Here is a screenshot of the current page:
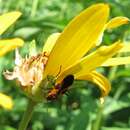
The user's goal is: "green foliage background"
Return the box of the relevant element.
[0,0,130,130]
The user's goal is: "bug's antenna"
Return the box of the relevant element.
[55,65,62,79]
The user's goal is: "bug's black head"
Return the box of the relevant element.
[62,74,74,87]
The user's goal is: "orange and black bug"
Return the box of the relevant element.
[46,75,74,101]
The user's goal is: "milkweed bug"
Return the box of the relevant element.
[46,75,74,101]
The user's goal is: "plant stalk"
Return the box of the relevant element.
[18,99,36,130]
[92,104,104,130]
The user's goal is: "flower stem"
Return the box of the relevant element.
[30,0,39,17]
[18,99,36,130]
[92,104,104,130]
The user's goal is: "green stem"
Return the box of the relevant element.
[114,82,126,100]
[92,104,104,130]
[108,66,118,82]
[30,0,39,17]
[18,99,36,130]
[108,54,121,82]
[92,64,119,130]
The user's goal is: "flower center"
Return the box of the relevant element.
[4,51,49,88]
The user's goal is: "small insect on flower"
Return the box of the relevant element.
[46,75,74,101]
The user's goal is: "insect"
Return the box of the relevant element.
[46,74,74,101]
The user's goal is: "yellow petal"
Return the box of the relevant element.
[0,92,13,110]
[77,71,111,97]
[95,31,104,46]
[0,38,24,56]
[102,43,130,66]
[42,33,60,54]
[44,4,109,77]
[58,41,123,81]
[0,11,22,35]
[106,17,129,29]
[118,42,130,53]
[102,56,130,66]
[95,17,129,46]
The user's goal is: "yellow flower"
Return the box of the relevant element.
[4,4,130,102]
[0,93,13,110]
[0,11,24,56]
[0,11,24,109]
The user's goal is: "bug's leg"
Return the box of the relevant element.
[65,91,70,96]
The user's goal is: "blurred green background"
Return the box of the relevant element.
[1,0,130,130]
